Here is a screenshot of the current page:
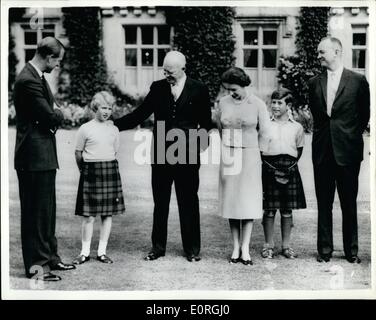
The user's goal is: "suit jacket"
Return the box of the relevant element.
[14,62,64,171]
[308,68,370,166]
[114,77,212,164]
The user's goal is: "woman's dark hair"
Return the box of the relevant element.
[271,88,294,106]
[36,37,65,58]
[221,67,251,87]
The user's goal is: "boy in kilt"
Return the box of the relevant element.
[73,91,125,265]
[261,89,307,259]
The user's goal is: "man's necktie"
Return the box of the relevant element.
[171,83,178,101]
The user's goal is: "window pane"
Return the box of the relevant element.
[158,26,170,45]
[352,49,366,68]
[125,49,137,66]
[244,49,258,68]
[25,49,35,62]
[158,48,169,67]
[125,26,137,44]
[263,49,277,68]
[25,31,37,45]
[352,33,366,45]
[263,30,277,45]
[142,49,153,66]
[244,30,258,45]
[43,24,55,30]
[42,31,55,38]
[142,26,153,44]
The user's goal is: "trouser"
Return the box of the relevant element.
[17,170,61,277]
[151,163,201,256]
[313,157,360,258]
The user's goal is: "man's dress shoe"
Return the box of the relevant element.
[144,252,165,261]
[51,262,76,271]
[37,272,62,281]
[346,256,361,264]
[186,254,201,262]
[317,254,331,263]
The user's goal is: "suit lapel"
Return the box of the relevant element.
[319,72,327,110]
[332,68,349,107]
[26,63,54,107]
[175,77,191,109]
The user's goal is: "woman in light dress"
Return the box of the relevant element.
[216,67,270,265]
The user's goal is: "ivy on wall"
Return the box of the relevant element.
[278,7,329,109]
[165,7,236,104]
[58,7,109,106]
[8,8,24,92]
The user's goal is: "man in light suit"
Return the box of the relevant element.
[14,37,75,281]
[308,37,370,263]
[115,51,212,262]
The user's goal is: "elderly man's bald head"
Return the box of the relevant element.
[163,51,186,85]
[163,51,186,69]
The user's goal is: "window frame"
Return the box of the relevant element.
[123,24,172,90]
[241,24,279,71]
[21,23,56,63]
[123,24,172,69]
[351,24,368,75]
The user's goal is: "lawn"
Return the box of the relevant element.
[5,127,373,297]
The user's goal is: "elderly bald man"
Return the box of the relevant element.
[114,51,212,262]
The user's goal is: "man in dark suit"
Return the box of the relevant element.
[14,37,75,281]
[308,37,370,263]
[115,51,212,262]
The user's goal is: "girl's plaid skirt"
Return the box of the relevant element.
[262,154,306,210]
[75,160,125,217]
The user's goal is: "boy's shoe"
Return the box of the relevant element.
[261,247,275,259]
[72,255,90,265]
[97,254,113,264]
[281,247,297,259]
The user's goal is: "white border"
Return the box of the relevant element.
[1,0,376,300]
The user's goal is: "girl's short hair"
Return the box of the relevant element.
[90,91,115,111]
[221,67,251,87]
[271,88,294,106]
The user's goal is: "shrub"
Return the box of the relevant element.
[57,7,110,106]
[277,7,329,132]
[165,7,236,104]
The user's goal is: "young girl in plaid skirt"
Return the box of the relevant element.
[261,89,306,259]
[73,91,125,265]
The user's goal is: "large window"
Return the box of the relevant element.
[243,26,278,69]
[352,26,368,74]
[124,25,171,67]
[22,24,56,63]
[123,25,172,91]
[239,23,280,99]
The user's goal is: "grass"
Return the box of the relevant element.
[5,127,372,295]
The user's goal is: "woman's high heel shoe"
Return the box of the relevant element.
[229,257,241,264]
[241,258,253,266]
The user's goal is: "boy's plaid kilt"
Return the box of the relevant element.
[262,154,306,210]
[75,160,125,217]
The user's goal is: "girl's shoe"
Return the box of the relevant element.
[72,254,90,265]
[281,248,297,259]
[261,247,275,259]
[97,254,113,264]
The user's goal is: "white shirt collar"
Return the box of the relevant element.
[327,64,344,78]
[271,113,295,122]
[172,73,187,88]
[29,61,44,78]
